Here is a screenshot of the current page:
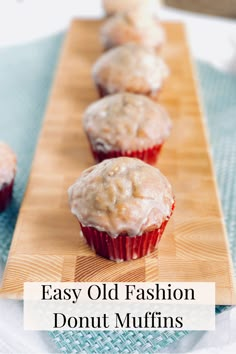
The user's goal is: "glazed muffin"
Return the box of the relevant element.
[83,93,171,164]
[92,43,169,99]
[103,0,153,16]
[68,157,175,262]
[0,142,17,212]
[101,9,165,50]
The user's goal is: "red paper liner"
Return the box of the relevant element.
[80,219,169,262]
[0,179,14,212]
[90,143,163,165]
[95,83,161,100]
[96,83,112,98]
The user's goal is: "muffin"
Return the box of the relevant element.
[103,0,153,16]
[68,157,175,262]
[0,142,17,212]
[101,9,165,50]
[92,43,169,99]
[83,93,171,165]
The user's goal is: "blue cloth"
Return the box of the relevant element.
[0,34,64,262]
[0,33,235,354]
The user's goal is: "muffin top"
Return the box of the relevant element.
[92,43,169,95]
[0,142,17,187]
[103,0,152,16]
[68,157,174,237]
[101,10,165,49]
[83,93,171,152]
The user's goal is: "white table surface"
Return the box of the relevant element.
[0,1,236,353]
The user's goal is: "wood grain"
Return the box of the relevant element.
[165,0,236,18]
[0,20,235,304]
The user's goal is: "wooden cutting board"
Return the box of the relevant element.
[0,20,235,304]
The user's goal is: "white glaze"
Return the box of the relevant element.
[103,0,153,16]
[92,43,169,95]
[101,9,165,49]
[0,142,16,188]
[68,157,174,237]
[83,93,172,152]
